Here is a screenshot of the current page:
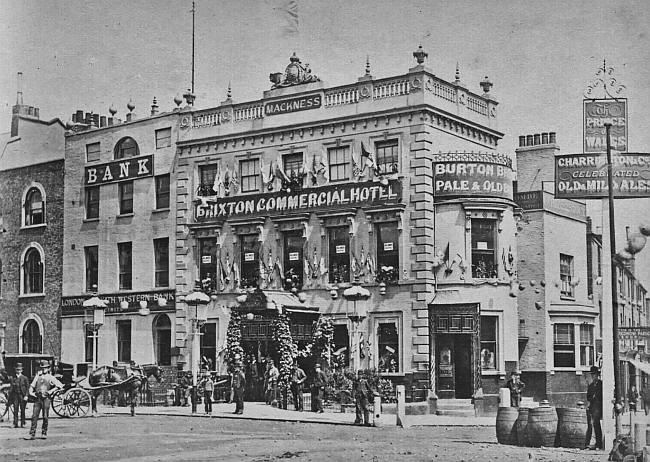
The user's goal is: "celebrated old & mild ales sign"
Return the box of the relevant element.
[583,99,627,153]
[555,153,650,199]
[195,179,401,221]
[84,155,154,186]
[433,153,514,200]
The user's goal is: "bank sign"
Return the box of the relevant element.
[84,155,154,186]
[555,153,650,199]
[584,99,627,153]
[264,94,321,116]
[433,161,514,200]
[195,179,401,221]
[61,289,176,316]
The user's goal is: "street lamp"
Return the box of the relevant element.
[0,322,6,369]
[343,279,370,372]
[83,289,108,372]
[185,279,210,385]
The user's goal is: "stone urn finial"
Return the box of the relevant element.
[413,45,428,65]
[480,76,493,94]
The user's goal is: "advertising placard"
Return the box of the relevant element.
[584,99,627,153]
[554,152,650,199]
[433,154,514,200]
[84,155,154,186]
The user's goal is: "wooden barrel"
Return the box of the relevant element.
[556,407,587,448]
[496,407,519,445]
[515,407,530,446]
[526,406,558,447]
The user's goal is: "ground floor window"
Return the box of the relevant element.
[328,227,350,284]
[240,234,260,288]
[332,324,349,368]
[377,321,399,373]
[84,324,94,363]
[553,323,575,368]
[117,320,132,362]
[580,323,595,367]
[22,319,42,354]
[283,231,304,290]
[480,316,497,371]
[200,321,218,371]
[154,314,172,366]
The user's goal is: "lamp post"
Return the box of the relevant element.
[343,280,370,372]
[82,289,107,372]
[185,279,210,385]
[0,322,6,369]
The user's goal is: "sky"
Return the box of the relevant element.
[1,0,649,286]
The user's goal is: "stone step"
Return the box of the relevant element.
[436,409,476,417]
[437,399,473,405]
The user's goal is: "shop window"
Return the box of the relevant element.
[118,242,132,290]
[200,321,218,371]
[199,238,219,293]
[155,127,172,149]
[560,254,574,298]
[86,142,101,162]
[153,314,172,366]
[328,146,350,182]
[198,164,219,196]
[114,137,139,159]
[117,320,132,362]
[333,324,349,368]
[471,219,497,278]
[328,227,350,283]
[155,174,170,209]
[22,247,43,294]
[580,324,595,367]
[22,319,42,354]
[480,316,497,370]
[553,323,575,368]
[119,181,134,215]
[377,321,399,373]
[84,324,94,363]
[24,187,44,226]
[240,158,260,193]
[376,222,399,283]
[84,245,98,292]
[154,238,169,288]
[283,231,304,290]
[85,186,100,219]
[375,139,399,175]
[240,234,260,288]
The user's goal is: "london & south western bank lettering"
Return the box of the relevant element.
[195,181,400,220]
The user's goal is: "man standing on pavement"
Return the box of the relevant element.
[9,362,29,428]
[585,365,603,450]
[266,360,279,406]
[506,371,525,407]
[641,381,650,416]
[232,361,246,414]
[353,370,377,426]
[201,373,214,414]
[290,362,307,411]
[25,360,63,440]
[311,363,326,413]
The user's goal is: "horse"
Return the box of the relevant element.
[89,364,164,416]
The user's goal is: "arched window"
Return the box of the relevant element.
[23,247,44,294]
[22,319,42,353]
[153,314,171,365]
[114,137,140,159]
[23,185,45,226]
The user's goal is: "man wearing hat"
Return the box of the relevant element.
[231,361,246,414]
[311,363,327,413]
[585,365,603,450]
[506,370,526,407]
[25,360,63,440]
[8,363,29,428]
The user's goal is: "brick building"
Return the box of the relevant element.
[60,101,180,369]
[0,75,66,375]
[173,49,518,409]
[514,133,599,407]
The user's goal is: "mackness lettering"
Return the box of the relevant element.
[85,155,154,186]
[264,94,322,116]
[195,180,401,221]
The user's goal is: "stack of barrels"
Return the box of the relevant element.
[496,401,588,448]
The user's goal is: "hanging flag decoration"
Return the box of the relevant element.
[261,159,276,191]
[360,142,378,176]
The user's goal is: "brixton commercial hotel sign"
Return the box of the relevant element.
[195,179,402,221]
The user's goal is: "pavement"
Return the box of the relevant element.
[96,402,497,427]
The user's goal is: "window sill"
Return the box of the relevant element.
[19,293,45,299]
[560,296,576,302]
[379,372,405,377]
[117,213,135,218]
[83,218,100,223]
[153,208,170,213]
[481,370,501,376]
[21,223,47,230]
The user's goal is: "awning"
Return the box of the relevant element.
[628,359,650,376]
[236,289,318,313]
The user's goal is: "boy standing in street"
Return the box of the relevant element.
[25,360,63,440]
[506,371,525,407]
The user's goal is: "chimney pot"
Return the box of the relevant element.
[541,132,549,144]
[34,107,39,119]
[526,135,533,146]
[92,114,99,127]
[100,116,106,127]
[549,132,556,144]
[518,136,526,147]
[85,112,92,124]
[76,110,84,122]
[27,106,33,116]
[72,113,77,123]
[533,134,541,145]
[126,113,132,122]
[108,117,114,126]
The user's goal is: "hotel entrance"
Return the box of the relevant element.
[430,304,480,399]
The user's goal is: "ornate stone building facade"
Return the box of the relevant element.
[173,49,518,408]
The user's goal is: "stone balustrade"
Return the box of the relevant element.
[324,86,358,107]
[233,103,264,122]
[373,78,410,99]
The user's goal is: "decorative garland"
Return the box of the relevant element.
[312,316,334,368]
[271,314,295,390]
[226,310,244,372]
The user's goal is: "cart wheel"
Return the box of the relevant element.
[51,389,69,417]
[0,391,9,420]
[65,389,91,417]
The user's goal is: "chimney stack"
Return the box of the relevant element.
[16,72,23,105]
